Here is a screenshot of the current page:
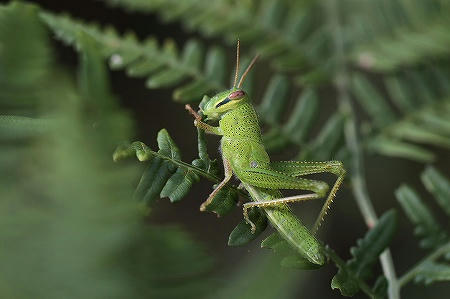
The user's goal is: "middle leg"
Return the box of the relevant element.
[200,157,233,211]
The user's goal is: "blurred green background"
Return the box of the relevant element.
[0,0,449,298]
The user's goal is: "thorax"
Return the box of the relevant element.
[219,103,263,142]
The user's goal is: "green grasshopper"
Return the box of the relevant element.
[185,42,345,266]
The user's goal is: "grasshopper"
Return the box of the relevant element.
[185,42,346,266]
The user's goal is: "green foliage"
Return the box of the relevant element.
[413,261,450,285]
[103,0,329,74]
[396,166,450,287]
[331,210,398,296]
[2,0,450,298]
[39,10,347,162]
[352,70,450,162]
[395,184,447,249]
[228,208,268,247]
[0,2,52,109]
[211,253,301,299]
[0,3,214,298]
[113,129,241,216]
[40,12,229,103]
[421,166,450,216]
[350,0,450,71]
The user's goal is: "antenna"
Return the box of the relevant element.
[233,40,240,88]
[237,54,259,89]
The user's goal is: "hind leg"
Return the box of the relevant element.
[270,161,346,234]
[238,160,345,234]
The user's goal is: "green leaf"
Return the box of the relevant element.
[331,268,360,297]
[102,0,322,74]
[160,167,200,203]
[157,128,181,162]
[352,17,450,71]
[0,13,215,297]
[39,12,227,103]
[372,276,388,299]
[348,210,397,280]
[384,76,415,112]
[0,115,53,138]
[228,208,267,246]
[389,122,450,149]
[113,131,198,204]
[134,157,173,204]
[395,184,447,249]
[257,75,290,126]
[414,261,450,285]
[367,136,435,163]
[283,88,319,144]
[263,88,319,152]
[0,1,52,99]
[202,186,238,217]
[332,210,397,296]
[113,123,243,214]
[298,112,345,161]
[351,73,396,128]
[421,166,450,216]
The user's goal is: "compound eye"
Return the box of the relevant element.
[228,90,245,100]
[215,98,231,108]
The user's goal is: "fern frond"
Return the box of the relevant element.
[421,166,450,216]
[350,2,450,71]
[40,12,230,103]
[344,0,449,71]
[262,87,319,151]
[0,2,52,111]
[414,261,450,285]
[395,184,447,249]
[0,6,215,295]
[351,70,450,162]
[102,0,331,74]
[113,129,242,216]
[331,210,397,296]
[0,115,54,138]
[40,11,345,159]
[397,166,450,287]
[256,75,346,160]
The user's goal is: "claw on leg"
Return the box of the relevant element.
[243,207,257,233]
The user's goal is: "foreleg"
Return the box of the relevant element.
[185,104,222,135]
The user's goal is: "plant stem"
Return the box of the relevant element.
[325,0,400,298]
[398,241,450,287]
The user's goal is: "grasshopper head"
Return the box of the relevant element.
[201,88,248,121]
[199,41,257,121]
